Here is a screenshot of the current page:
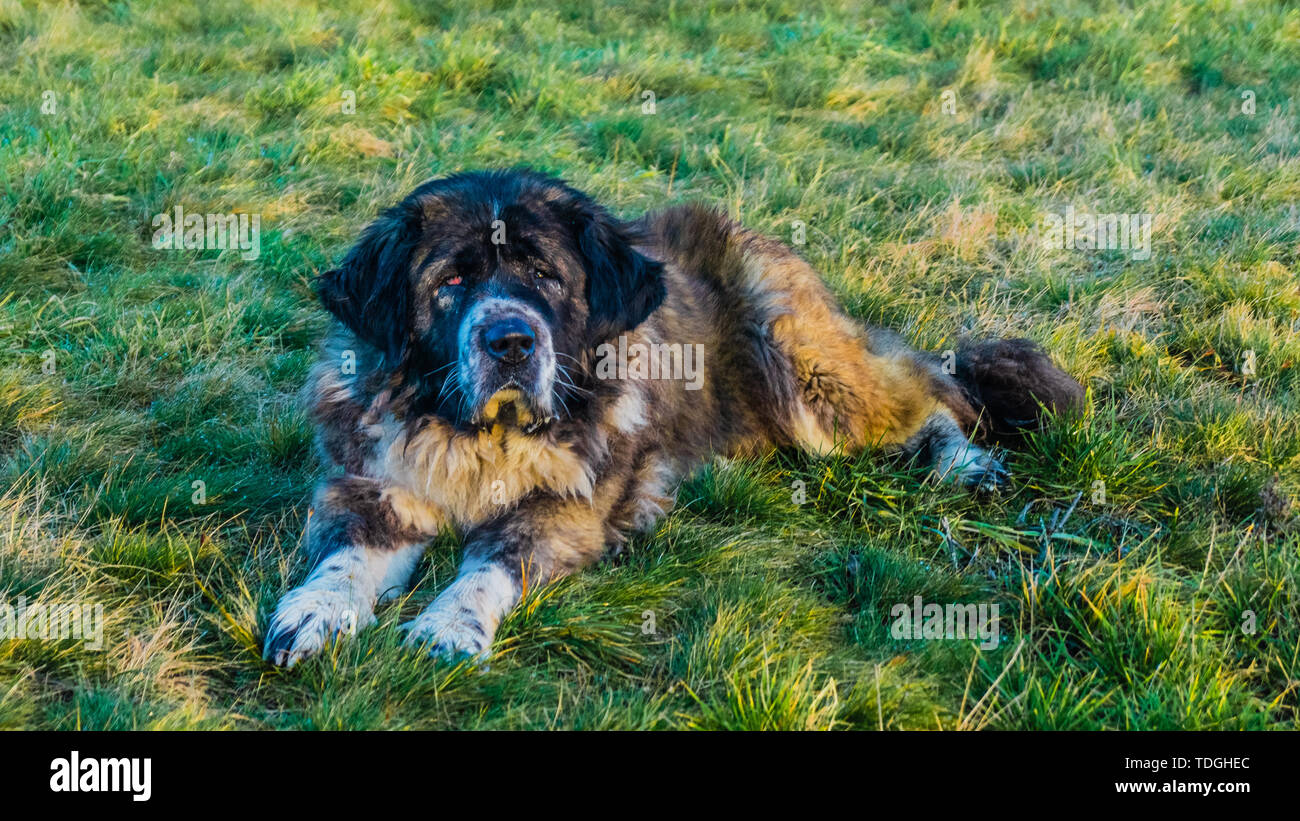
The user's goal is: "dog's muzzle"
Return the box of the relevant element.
[458,299,557,432]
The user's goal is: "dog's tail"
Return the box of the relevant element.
[951,338,1085,442]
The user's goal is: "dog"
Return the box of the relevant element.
[263,168,1084,667]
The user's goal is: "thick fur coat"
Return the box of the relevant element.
[263,169,1084,667]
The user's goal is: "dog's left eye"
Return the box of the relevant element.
[441,276,463,288]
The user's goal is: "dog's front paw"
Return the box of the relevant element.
[400,603,494,660]
[400,561,518,662]
[263,585,375,668]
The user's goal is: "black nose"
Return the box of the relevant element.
[483,317,535,364]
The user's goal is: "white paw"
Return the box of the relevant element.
[263,585,375,668]
[399,601,494,660]
[935,443,1009,492]
[957,451,1009,492]
[399,561,518,661]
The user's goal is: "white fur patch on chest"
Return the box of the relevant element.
[366,415,596,529]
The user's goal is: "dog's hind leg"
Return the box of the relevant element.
[787,329,1007,488]
[757,295,999,483]
[721,229,1087,488]
[771,315,1090,490]
[722,239,1009,487]
[263,476,438,668]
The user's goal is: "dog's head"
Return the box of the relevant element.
[317,169,664,431]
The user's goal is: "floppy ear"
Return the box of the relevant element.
[574,204,666,342]
[315,202,422,364]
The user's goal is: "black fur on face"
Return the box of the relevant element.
[317,168,666,431]
[315,198,423,365]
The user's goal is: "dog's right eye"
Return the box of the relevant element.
[440,276,463,288]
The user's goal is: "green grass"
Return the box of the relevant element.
[2,0,1298,730]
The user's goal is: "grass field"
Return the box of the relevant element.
[1,0,1298,730]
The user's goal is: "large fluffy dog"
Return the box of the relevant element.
[264,169,1083,667]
